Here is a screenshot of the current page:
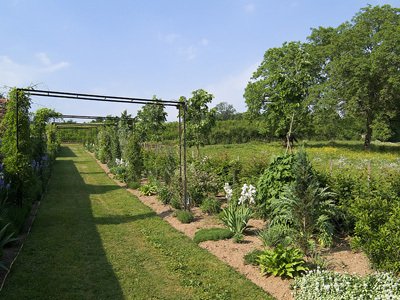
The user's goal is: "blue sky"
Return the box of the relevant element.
[1,0,399,121]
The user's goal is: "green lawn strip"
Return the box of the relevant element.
[1,145,274,300]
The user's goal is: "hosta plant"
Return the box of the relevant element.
[138,184,157,196]
[257,244,308,278]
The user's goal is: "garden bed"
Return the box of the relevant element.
[92,152,372,300]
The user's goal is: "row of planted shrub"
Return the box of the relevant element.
[0,89,61,263]
[86,120,400,275]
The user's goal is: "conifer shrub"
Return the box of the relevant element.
[176,210,194,223]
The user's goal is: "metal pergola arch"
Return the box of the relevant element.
[16,88,188,210]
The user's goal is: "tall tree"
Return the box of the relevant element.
[136,96,167,143]
[244,41,318,150]
[215,102,236,121]
[182,89,216,157]
[309,5,400,149]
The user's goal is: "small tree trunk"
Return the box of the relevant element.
[286,111,295,154]
[364,113,372,150]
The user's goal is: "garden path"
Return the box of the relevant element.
[0,145,271,300]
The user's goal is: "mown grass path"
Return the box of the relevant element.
[0,145,274,300]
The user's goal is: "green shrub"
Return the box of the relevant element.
[199,197,222,214]
[126,181,140,189]
[292,270,400,299]
[243,249,264,266]
[176,210,194,223]
[351,189,400,274]
[170,197,182,209]
[125,134,143,182]
[193,228,233,244]
[156,184,173,205]
[269,149,337,254]
[257,223,293,248]
[138,184,157,196]
[256,153,295,220]
[257,244,308,278]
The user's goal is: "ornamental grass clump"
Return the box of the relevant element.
[220,205,252,242]
[291,269,400,299]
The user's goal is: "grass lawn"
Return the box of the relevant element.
[196,140,400,174]
[0,145,274,300]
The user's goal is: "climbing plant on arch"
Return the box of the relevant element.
[15,88,190,210]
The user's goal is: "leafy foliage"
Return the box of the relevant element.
[244,41,317,138]
[292,270,400,299]
[124,134,143,182]
[270,149,337,253]
[176,210,194,223]
[199,197,222,215]
[243,249,264,266]
[220,205,252,235]
[350,177,400,274]
[257,223,293,248]
[309,5,400,148]
[138,184,157,196]
[193,228,233,244]
[257,244,308,278]
[182,89,216,157]
[0,223,18,270]
[256,153,295,219]
[136,96,167,143]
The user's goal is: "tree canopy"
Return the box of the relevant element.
[244,41,318,140]
[215,102,236,121]
[245,5,400,147]
[309,4,400,149]
[136,96,167,143]
[182,89,216,157]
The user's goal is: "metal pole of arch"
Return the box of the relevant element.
[182,102,188,211]
[178,105,182,180]
[16,90,19,152]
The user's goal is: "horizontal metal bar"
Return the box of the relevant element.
[56,126,102,130]
[19,89,182,107]
[54,122,106,126]
[60,115,135,120]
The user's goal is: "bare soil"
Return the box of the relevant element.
[0,151,372,299]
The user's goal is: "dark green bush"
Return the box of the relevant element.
[156,184,174,205]
[193,228,233,244]
[256,153,295,220]
[176,210,194,223]
[170,197,182,209]
[199,197,222,214]
[243,249,264,265]
[350,176,400,274]
[126,181,140,189]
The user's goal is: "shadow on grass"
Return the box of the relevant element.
[57,146,78,157]
[95,212,157,225]
[0,146,126,300]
